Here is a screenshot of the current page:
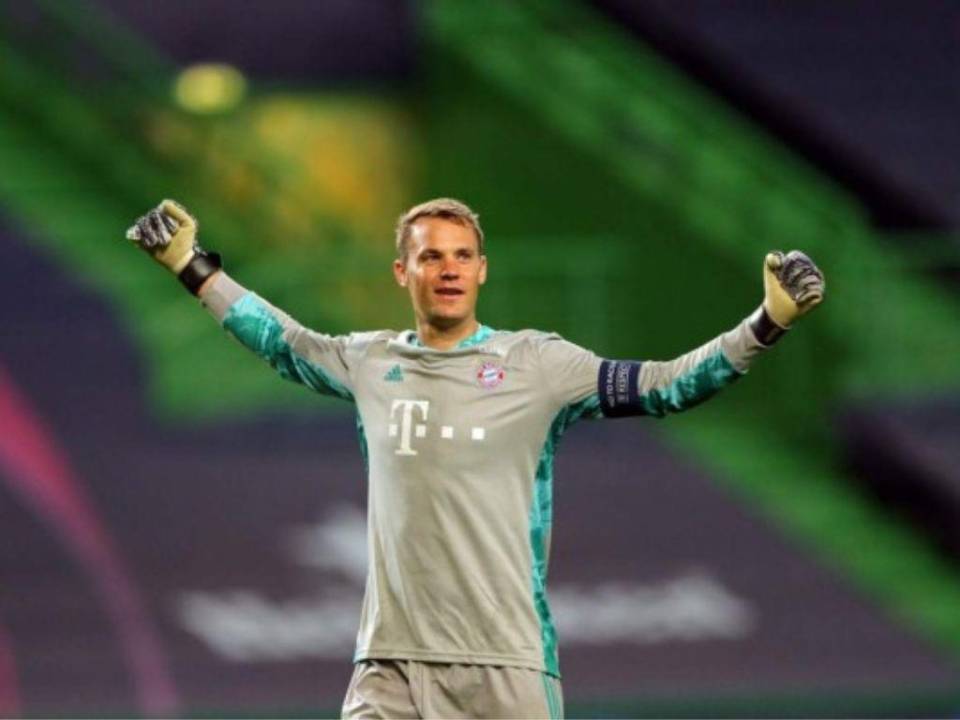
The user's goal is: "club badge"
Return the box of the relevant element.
[476,362,505,389]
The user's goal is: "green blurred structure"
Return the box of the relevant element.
[1,0,959,715]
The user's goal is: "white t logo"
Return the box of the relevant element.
[389,399,429,456]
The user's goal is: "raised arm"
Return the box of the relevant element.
[126,199,355,401]
[599,250,825,418]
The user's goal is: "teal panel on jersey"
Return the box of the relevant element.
[355,415,369,472]
[408,323,494,349]
[458,324,494,348]
[638,351,740,417]
[223,293,354,401]
[531,393,602,677]
[541,673,561,719]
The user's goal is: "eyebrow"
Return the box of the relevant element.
[419,246,475,257]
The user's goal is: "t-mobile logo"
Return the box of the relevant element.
[389,399,429,456]
[388,399,486,456]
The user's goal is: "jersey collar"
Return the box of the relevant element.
[408,323,493,349]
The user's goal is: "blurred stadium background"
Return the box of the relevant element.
[1,0,959,717]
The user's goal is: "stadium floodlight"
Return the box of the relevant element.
[173,63,247,115]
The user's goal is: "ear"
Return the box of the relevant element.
[478,255,488,285]
[393,257,408,287]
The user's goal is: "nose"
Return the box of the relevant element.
[440,258,459,280]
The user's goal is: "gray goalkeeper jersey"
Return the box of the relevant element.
[200,272,768,676]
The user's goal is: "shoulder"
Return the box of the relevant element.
[342,329,401,355]
[497,329,582,351]
[512,330,601,370]
[482,328,555,350]
[481,329,574,362]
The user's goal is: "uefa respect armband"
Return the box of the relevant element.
[597,359,644,418]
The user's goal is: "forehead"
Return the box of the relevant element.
[408,216,479,254]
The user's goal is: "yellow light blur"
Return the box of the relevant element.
[173,63,247,114]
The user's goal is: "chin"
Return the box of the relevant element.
[427,310,469,329]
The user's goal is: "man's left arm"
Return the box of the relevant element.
[599,250,824,418]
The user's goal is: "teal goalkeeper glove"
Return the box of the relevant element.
[750,249,825,345]
[126,199,221,295]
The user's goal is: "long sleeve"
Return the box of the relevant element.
[198,272,356,401]
[599,315,767,418]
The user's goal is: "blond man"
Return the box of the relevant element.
[127,198,823,718]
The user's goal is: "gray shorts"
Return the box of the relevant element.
[341,660,564,719]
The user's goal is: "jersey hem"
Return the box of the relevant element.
[353,647,560,678]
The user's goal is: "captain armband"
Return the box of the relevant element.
[598,359,645,418]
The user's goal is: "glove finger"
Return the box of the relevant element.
[785,249,814,264]
[796,285,824,304]
[765,251,785,272]
[148,211,172,246]
[792,265,823,285]
[125,223,141,241]
[783,251,822,280]
[781,253,810,280]
[139,214,167,248]
[136,216,158,248]
[783,267,809,296]
[782,257,822,297]
[161,212,180,234]
[794,267,825,302]
[797,290,824,308]
[160,199,195,228]
[797,272,824,292]
[155,211,175,244]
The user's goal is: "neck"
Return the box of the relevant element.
[416,317,480,350]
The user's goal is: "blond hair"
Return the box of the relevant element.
[395,197,485,259]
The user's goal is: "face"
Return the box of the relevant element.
[393,216,487,331]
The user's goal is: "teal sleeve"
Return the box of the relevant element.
[200,273,355,401]
[222,293,354,401]
[599,315,766,418]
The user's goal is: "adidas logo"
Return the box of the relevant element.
[384,365,404,382]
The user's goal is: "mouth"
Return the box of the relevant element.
[434,288,464,297]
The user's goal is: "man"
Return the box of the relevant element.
[127,198,824,719]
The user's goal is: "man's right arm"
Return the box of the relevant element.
[195,271,222,297]
[126,200,355,401]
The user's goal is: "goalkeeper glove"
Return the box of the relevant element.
[125,199,221,295]
[750,250,825,346]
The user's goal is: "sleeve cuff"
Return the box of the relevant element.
[748,304,789,347]
[199,272,248,323]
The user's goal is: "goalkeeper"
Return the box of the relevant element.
[127,198,824,719]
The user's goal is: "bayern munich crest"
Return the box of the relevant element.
[476,362,505,389]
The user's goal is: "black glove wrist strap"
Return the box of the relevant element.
[178,249,223,296]
[749,304,789,347]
